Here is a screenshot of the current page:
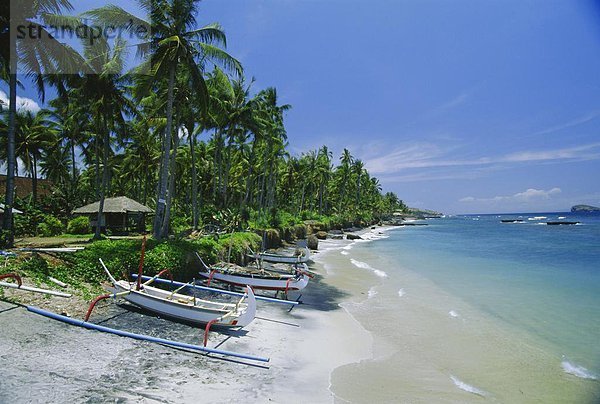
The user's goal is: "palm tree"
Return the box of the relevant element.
[0,109,58,204]
[86,0,242,240]
[317,145,332,214]
[353,159,365,210]
[2,0,83,246]
[337,148,353,213]
[68,38,132,239]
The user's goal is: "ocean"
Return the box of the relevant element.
[327,212,600,403]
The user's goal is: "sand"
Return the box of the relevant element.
[0,230,377,403]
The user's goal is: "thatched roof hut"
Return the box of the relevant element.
[73,196,152,234]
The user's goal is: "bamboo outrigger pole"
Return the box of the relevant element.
[26,306,270,363]
[0,273,72,297]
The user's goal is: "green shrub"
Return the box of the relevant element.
[216,232,261,263]
[14,208,45,237]
[67,216,91,235]
[37,214,64,237]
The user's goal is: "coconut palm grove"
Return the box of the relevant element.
[0,0,408,249]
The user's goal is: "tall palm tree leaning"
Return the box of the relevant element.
[1,0,83,247]
[86,0,242,240]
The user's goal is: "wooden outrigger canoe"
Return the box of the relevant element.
[100,259,256,328]
[196,253,310,292]
[250,246,311,264]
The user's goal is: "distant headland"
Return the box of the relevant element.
[571,204,600,212]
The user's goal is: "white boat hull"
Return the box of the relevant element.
[111,281,256,327]
[198,271,309,291]
[254,247,311,264]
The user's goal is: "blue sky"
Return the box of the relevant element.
[4,0,600,214]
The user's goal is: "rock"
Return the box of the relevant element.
[294,224,307,239]
[343,227,361,233]
[329,229,343,235]
[346,233,362,240]
[280,227,294,243]
[304,220,326,234]
[307,234,319,250]
[329,234,343,240]
[316,231,328,240]
[263,229,281,249]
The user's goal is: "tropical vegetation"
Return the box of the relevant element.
[0,0,407,249]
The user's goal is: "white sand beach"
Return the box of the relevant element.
[0,231,376,403]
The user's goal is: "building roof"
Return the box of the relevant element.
[73,196,153,214]
[0,175,54,199]
[0,203,23,214]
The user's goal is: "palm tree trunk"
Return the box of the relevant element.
[318,182,324,215]
[95,116,110,240]
[32,154,38,205]
[161,115,180,238]
[153,64,176,240]
[189,126,199,230]
[2,63,17,247]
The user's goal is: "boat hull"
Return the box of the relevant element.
[254,247,311,264]
[198,271,309,291]
[111,281,256,327]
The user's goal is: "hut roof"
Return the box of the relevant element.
[73,196,153,215]
[0,203,23,214]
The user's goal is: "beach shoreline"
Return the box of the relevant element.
[0,227,388,403]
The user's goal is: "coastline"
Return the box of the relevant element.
[322,223,600,403]
[3,222,597,402]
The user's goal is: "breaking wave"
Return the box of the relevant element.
[450,376,486,397]
[561,360,597,380]
[350,259,388,278]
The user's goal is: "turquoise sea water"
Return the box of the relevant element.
[372,212,600,378]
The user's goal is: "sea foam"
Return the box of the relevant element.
[367,287,378,299]
[449,310,460,318]
[450,376,486,397]
[561,360,597,380]
[398,288,405,297]
[350,259,388,278]
[341,250,349,255]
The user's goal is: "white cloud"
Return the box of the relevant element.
[0,90,41,113]
[459,188,562,204]
[533,111,600,136]
[364,142,600,176]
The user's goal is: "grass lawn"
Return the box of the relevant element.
[14,234,94,248]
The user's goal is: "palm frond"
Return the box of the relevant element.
[185,23,227,47]
[198,43,243,78]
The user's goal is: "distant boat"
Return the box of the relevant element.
[501,219,524,223]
